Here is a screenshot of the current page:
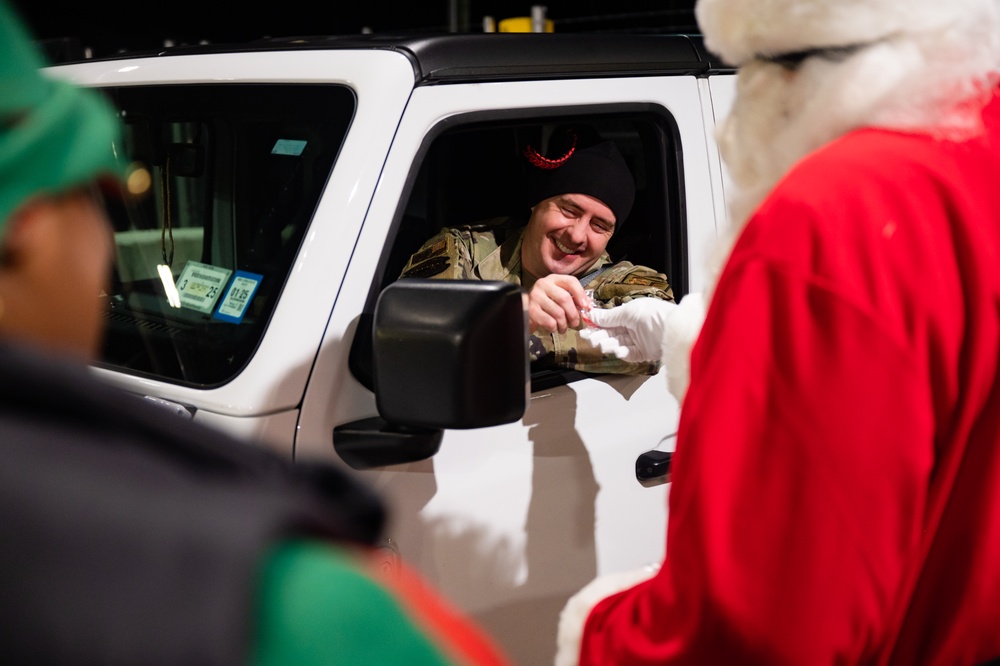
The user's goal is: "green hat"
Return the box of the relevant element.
[0,0,124,235]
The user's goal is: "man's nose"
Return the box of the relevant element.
[566,218,588,244]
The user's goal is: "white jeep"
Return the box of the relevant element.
[52,33,735,663]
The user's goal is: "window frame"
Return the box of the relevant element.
[349,102,687,392]
[97,83,356,388]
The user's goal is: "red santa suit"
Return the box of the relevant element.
[556,1,1000,663]
[575,87,1000,665]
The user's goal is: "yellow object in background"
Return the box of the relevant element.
[498,16,554,32]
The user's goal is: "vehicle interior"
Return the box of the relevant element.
[99,84,354,387]
[349,105,687,391]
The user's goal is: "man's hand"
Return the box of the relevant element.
[527,274,590,334]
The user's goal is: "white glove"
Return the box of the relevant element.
[578,326,631,359]
[583,298,677,362]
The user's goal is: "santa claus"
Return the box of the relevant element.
[561,0,1000,663]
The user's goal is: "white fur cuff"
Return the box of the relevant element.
[662,292,706,405]
[554,564,660,666]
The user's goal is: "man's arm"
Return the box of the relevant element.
[401,232,670,375]
[535,262,672,376]
[589,262,674,307]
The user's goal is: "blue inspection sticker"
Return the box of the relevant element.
[213,271,263,324]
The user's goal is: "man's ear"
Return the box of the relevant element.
[0,198,61,270]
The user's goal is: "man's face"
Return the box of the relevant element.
[520,193,615,279]
[0,187,115,360]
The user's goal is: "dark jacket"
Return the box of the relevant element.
[0,342,385,664]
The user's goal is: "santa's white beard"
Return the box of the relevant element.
[722,46,997,234]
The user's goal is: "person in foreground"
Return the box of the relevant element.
[0,4,507,664]
[400,139,674,375]
[556,0,1000,663]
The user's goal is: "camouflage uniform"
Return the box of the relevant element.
[400,219,675,375]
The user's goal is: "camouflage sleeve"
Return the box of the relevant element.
[398,228,477,280]
[528,261,674,376]
[529,328,661,376]
[403,240,668,375]
[589,262,675,306]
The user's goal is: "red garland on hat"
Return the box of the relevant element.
[523,131,577,170]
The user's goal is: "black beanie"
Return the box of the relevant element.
[526,141,635,227]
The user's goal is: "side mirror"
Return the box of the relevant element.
[333,279,529,470]
[374,279,528,428]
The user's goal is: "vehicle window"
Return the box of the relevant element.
[350,108,685,391]
[97,84,354,387]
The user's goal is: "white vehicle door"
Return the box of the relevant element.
[297,73,726,663]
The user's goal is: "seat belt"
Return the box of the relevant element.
[577,266,607,287]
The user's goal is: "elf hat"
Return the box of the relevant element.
[0,0,124,236]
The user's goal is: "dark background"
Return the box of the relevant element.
[13,0,699,60]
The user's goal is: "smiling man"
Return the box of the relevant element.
[400,140,674,375]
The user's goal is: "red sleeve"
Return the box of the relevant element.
[364,553,511,666]
[579,251,934,664]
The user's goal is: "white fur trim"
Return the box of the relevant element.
[696,0,995,66]
[661,293,706,405]
[555,565,660,666]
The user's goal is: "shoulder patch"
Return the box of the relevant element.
[401,255,451,278]
[406,239,448,266]
[622,274,669,289]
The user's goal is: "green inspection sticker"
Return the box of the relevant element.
[176,261,232,314]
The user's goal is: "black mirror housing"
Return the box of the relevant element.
[373,279,528,429]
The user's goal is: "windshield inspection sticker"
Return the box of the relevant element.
[213,271,263,324]
[176,261,233,314]
[271,139,307,156]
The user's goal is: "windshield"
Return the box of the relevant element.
[98,84,355,386]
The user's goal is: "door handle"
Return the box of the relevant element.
[635,450,672,487]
